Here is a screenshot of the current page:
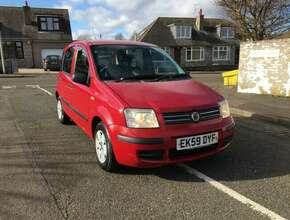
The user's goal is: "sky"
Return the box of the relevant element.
[0,0,224,40]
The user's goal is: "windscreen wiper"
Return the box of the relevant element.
[152,73,191,82]
[116,74,157,82]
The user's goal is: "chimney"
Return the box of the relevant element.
[23,1,31,25]
[195,9,204,31]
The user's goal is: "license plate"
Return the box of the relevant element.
[176,132,218,151]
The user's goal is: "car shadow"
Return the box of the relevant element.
[113,115,290,182]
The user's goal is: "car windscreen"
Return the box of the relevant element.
[90,45,186,81]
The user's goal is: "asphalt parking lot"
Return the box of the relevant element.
[0,74,290,220]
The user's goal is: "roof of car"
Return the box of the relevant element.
[71,40,157,47]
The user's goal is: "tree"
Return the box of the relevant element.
[114,33,125,40]
[130,31,139,41]
[216,0,290,41]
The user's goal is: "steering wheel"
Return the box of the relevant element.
[98,65,110,79]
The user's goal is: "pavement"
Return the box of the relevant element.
[0,73,290,220]
[191,73,290,128]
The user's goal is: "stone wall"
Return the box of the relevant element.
[238,39,290,97]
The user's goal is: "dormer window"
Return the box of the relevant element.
[220,27,235,39]
[176,26,192,39]
[37,16,63,32]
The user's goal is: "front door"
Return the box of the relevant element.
[174,47,181,65]
[70,47,91,132]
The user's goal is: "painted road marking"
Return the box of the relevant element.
[2,85,16,89]
[179,164,287,220]
[26,85,53,96]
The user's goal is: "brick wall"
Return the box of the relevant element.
[238,39,290,97]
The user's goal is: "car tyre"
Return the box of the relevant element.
[57,98,70,124]
[94,122,118,171]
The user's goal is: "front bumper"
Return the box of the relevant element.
[109,117,235,168]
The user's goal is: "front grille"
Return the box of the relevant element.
[163,106,220,124]
[169,143,218,159]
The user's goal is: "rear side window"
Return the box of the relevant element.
[62,47,74,74]
[73,48,90,85]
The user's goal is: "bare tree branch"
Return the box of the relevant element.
[216,0,290,41]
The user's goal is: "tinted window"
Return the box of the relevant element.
[63,47,74,74]
[74,49,90,85]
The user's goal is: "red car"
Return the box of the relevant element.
[55,40,235,171]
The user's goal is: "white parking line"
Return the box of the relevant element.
[2,85,16,89]
[26,84,53,96]
[179,164,287,220]
[37,86,53,96]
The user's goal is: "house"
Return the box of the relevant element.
[0,2,72,71]
[137,10,240,71]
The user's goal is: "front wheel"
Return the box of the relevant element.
[57,98,70,124]
[94,122,118,171]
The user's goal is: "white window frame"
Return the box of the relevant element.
[212,46,231,61]
[176,26,192,39]
[186,47,205,62]
[163,47,171,55]
[220,27,235,39]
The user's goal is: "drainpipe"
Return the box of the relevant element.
[0,31,5,74]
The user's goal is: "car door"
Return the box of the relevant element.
[58,46,75,117]
[70,47,91,132]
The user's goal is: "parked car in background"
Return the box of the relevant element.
[43,55,62,71]
[55,40,235,172]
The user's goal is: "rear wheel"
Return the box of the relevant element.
[94,122,118,171]
[57,98,70,124]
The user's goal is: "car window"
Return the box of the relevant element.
[62,47,74,74]
[73,48,90,86]
[91,45,185,81]
[47,55,60,61]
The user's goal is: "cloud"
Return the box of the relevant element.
[56,0,224,39]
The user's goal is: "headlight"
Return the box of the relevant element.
[124,109,159,128]
[219,100,230,119]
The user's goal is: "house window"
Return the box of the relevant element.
[38,16,63,32]
[176,26,192,39]
[2,41,24,59]
[163,47,171,54]
[220,27,235,39]
[213,46,230,61]
[186,47,205,62]
[15,42,24,59]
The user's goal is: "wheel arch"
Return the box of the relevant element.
[55,91,59,100]
[91,116,103,138]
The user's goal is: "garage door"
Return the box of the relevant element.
[41,49,63,60]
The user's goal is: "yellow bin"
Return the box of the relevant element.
[222,70,239,86]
